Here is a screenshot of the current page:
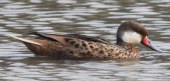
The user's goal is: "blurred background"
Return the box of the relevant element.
[0,0,170,81]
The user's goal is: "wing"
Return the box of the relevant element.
[31,32,112,45]
[65,34,111,44]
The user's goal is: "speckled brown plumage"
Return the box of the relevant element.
[10,20,162,60]
[23,32,139,59]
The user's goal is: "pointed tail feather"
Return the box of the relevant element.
[30,32,57,42]
[8,35,42,46]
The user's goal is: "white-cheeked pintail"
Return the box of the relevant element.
[9,20,163,59]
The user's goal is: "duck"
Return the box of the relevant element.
[9,20,163,59]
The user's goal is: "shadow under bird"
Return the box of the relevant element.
[9,20,164,59]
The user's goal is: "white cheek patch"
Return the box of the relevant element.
[122,31,142,44]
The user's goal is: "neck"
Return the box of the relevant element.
[119,42,137,50]
[116,36,123,45]
[116,39,137,50]
[116,40,139,58]
[116,39,138,53]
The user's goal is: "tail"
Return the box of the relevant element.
[8,35,42,46]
